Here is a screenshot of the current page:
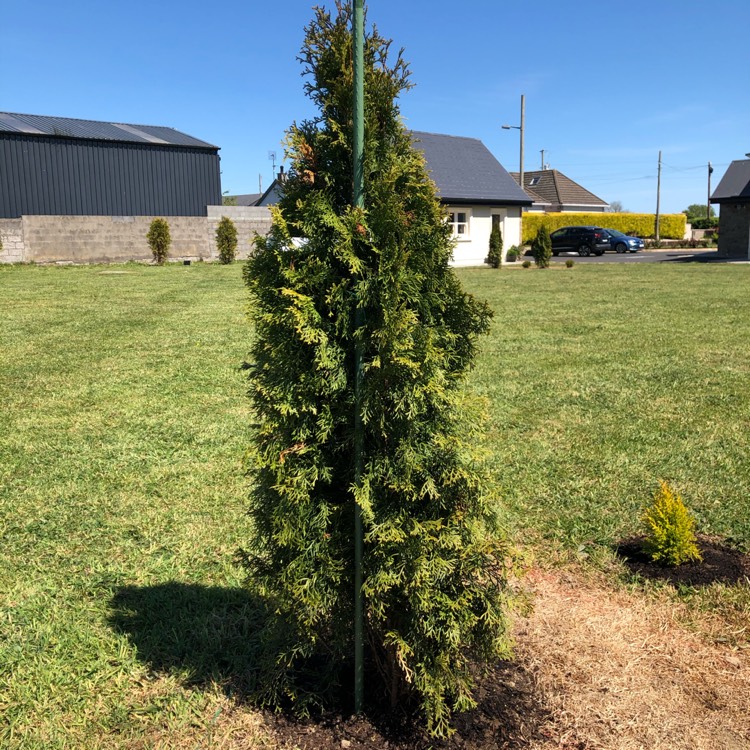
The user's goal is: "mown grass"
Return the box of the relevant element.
[1,261,749,747]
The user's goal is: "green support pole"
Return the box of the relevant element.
[352,0,365,717]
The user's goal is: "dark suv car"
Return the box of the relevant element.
[549,226,611,256]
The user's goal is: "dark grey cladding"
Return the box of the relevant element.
[0,112,221,217]
[711,160,750,203]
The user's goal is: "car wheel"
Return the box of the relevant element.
[578,244,591,257]
[616,243,627,253]
[552,251,559,256]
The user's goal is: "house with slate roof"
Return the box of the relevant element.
[410,131,532,265]
[510,169,609,213]
[256,132,531,266]
[710,159,750,260]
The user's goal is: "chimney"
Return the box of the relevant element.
[277,165,286,183]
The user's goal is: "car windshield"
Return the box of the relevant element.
[606,229,626,238]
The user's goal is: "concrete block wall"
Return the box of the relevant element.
[0,219,24,263]
[206,206,272,260]
[20,215,210,264]
[0,208,272,265]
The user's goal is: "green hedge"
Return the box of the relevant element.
[521,212,686,243]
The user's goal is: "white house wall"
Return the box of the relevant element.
[449,205,523,267]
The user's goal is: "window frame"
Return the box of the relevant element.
[447,207,471,240]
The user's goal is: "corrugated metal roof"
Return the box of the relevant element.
[711,160,750,202]
[411,131,531,204]
[0,111,218,149]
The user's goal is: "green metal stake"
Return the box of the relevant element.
[352,0,365,717]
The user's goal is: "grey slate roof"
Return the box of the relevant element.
[711,159,750,203]
[510,169,608,209]
[229,193,262,206]
[0,111,218,149]
[411,131,531,205]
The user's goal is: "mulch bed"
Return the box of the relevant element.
[265,659,551,750]
[262,539,750,749]
[615,534,750,587]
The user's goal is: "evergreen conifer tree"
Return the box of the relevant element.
[216,216,238,264]
[532,225,552,268]
[242,2,515,734]
[485,225,503,268]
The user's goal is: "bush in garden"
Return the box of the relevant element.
[216,216,238,264]
[641,481,702,567]
[505,245,519,263]
[147,218,171,265]
[522,260,531,268]
[241,1,516,736]
[531,226,552,268]
[485,225,503,268]
[565,259,575,268]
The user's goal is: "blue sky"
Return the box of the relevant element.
[3,0,748,213]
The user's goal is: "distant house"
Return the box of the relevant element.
[226,193,262,206]
[411,131,531,265]
[256,169,287,207]
[0,111,221,217]
[710,159,750,260]
[256,133,531,266]
[510,169,609,213]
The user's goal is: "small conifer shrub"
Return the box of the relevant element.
[216,216,238,264]
[147,218,171,265]
[531,226,552,268]
[641,481,702,566]
[522,259,531,268]
[565,258,575,268]
[485,225,503,268]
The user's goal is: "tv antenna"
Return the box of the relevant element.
[268,151,277,179]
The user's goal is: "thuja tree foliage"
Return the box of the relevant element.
[241,2,516,736]
[485,225,503,268]
[531,225,552,268]
[147,218,171,265]
[641,481,702,567]
[216,216,239,264]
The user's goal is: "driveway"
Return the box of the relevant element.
[533,249,727,264]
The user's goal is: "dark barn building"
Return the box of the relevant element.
[710,158,750,260]
[0,112,221,218]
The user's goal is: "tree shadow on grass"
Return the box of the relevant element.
[108,582,267,692]
[109,583,551,748]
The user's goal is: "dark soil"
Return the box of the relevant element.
[616,535,750,587]
[264,659,551,749]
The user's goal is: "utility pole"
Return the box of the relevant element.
[352,0,365,718]
[502,94,525,191]
[655,150,662,242]
[519,94,525,192]
[707,162,713,219]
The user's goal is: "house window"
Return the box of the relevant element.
[447,209,470,238]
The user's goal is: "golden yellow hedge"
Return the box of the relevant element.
[521,212,686,244]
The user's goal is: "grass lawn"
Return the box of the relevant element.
[1,261,749,748]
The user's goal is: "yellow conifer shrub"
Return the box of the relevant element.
[641,481,702,566]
